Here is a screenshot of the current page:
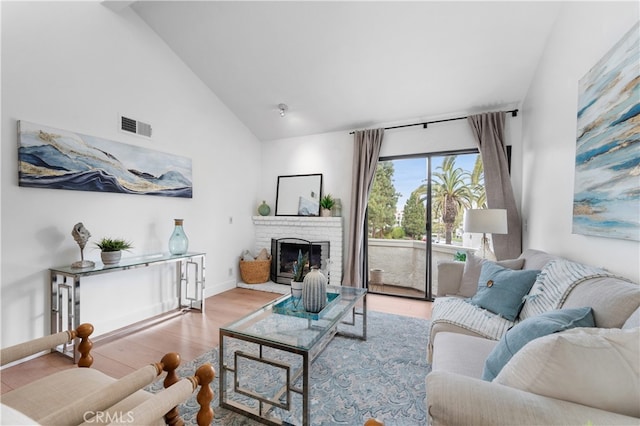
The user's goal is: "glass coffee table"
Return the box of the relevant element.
[219,285,367,425]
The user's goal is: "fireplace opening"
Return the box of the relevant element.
[271,238,330,285]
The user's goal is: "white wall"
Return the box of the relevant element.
[260,131,354,222]
[260,115,523,280]
[1,2,262,346]
[521,1,639,282]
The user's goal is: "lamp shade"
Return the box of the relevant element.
[463,209,508,234]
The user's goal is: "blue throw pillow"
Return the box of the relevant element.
[482,307,595,381]
[469,262,540,321]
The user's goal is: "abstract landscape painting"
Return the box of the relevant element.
[573,22,639,241]
[18,121,192,198]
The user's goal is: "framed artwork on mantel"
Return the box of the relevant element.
[17,120,193,198]
[572,22,639,241]
[275,173,323,216]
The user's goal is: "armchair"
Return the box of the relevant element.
[1,323,215,425]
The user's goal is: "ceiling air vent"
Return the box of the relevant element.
[120,115,152,139]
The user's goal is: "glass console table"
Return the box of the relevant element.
[50,252,205,362]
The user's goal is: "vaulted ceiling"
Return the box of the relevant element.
[129,1,562,141]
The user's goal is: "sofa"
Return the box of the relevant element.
[426,248,640,425]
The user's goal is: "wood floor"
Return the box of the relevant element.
[0,287,432,394]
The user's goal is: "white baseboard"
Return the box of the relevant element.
[91,299,179,337]
[204,279,236,298]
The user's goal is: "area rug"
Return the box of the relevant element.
[147,311,431,425]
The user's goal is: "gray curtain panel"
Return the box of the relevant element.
[467,112,522,259]
[343,128,384,287]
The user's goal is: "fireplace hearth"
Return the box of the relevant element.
[271,238,330,285]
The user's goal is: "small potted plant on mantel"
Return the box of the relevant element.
[320,194,335,217]
[95,237,133,266]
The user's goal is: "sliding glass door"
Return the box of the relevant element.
[366,150,484,300]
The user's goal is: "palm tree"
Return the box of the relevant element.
[430,156,473,244]
[467,155,487,209]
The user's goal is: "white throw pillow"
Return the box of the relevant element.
[495,327,640,418]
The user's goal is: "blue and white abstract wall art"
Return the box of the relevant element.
[18,121,193,198]
[573,22,639,241]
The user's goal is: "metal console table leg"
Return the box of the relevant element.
[178,255,206,312]
[49,252,206,363]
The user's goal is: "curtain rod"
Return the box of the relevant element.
[349,109,519,134]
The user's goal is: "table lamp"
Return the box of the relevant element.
[463,209,508,260]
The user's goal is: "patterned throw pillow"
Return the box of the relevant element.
[519,259,618,320]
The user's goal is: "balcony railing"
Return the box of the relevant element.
[368,238,472,296]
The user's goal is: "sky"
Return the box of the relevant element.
[390,154,478,210]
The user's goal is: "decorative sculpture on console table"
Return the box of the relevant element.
[71,222,95,269]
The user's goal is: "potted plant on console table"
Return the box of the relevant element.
[95,237,133,266]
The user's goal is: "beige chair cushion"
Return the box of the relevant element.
[2,368,114,421]
[495,327,640,418]
[101,379,195,426]
[80,391,162,425]
[2,367,162,425]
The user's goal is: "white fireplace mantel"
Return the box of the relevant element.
[252,216,343,285]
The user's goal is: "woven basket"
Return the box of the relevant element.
[239,257,272,284]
